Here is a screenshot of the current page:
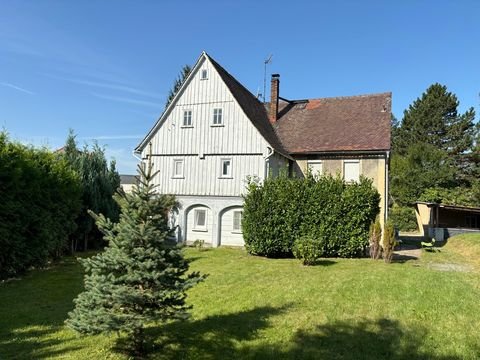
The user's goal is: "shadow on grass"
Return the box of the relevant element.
[139,314,465,360]
[0,256,84,359]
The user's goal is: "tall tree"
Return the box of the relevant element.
[390,84,478,230]
[63,131,120,251]
[394,83,476,159]
[66,162,205,356]
[165,65,191,109]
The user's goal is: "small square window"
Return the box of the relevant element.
[201,69,208,80]
[220,158,232,177]
[213,108,223,125]
[307,160,323,177]
[344,160,360,183]
[194,209,207,230]
[233,211,243,232]
[173,159,184,178]
[183,110,192,127]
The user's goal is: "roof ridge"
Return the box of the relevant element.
[292,91,392,103]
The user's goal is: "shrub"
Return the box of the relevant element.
[369,216,382,260]
[390,205,417,232]
[0,132,82,279]
[293,236,323,265]
[382,219,396,263]
[243,172,380,258]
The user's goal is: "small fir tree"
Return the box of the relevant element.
[66,161,205,356]
[382,219,396,264]
[369,216,382,260]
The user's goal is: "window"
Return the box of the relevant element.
[344,160,360,182]
[220,158,232,177]
[173,159,184,178]
[194,209,207,230]
[307,160,323,177]
[201,69,208,80]
[213,108,223,125]
[233,210,243,232]
[183,110,192,127]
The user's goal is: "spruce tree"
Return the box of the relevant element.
[165,64,191,109]
[66,161,205,356]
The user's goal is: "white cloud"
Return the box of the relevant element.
[0,82,34,95]
[91,93,161,108]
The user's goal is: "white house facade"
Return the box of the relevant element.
[135,52,391,247]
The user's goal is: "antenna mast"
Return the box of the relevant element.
[263,54,272,103]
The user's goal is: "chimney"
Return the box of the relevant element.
[270,74,280,123]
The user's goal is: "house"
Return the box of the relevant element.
[119,174,137,194]
[415,202,480,241]
[135,52,391,247]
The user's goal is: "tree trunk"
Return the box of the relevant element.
[132,326,145,357]
[84,232,88,251]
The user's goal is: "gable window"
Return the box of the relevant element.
[344,160,360,183]
[213,108,223,125]
[183,110,192,127]
[194,209,207,230]
[307,160,323,177]
[201,69,208,80]
[173,159,184,178]
[232,210,243,233]
[220,158,232,178]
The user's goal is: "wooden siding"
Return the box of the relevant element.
[150,154,265,196]
[141,57,270,157]
[141,56,273,196]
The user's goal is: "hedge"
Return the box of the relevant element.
[242,173,380,258]
[0,133,82,279]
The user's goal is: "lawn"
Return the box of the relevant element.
[1,234,480,359]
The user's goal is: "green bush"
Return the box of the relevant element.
[243,173,380,258]
[0,133,82,279]
[293,236,323,265]
[390,205,417,232]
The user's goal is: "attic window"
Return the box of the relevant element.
[212,108,223,125]
[201,69,208,80]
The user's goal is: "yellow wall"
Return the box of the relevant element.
[295,156,387,225]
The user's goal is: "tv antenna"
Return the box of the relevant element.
[263,54,273,103]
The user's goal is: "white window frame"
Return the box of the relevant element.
[193,208,207,231]
[220,158,232,178]
[201,69,208,80]
[212,108,223,126]
[172,159,184,179]
[182,110,192,127]
[232,210,243,233]
[343,159,360,183]
[307,160,323,177]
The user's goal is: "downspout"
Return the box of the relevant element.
[264,146,274,180]
[385,150,390,222]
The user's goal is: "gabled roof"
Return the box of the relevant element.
[135,52,287,156]
[206,54,287,156]
[273,93,392,154]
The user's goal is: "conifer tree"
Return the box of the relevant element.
[165,65,191,109]
[66,161,205,356]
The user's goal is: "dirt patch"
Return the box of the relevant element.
[393,243,422,262]
[427,263,473,272]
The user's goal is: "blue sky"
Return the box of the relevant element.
[1,0,479,174]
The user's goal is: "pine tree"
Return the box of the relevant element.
[165,65,191,109]
[66,162,205,356]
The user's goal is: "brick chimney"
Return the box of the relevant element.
[269,74,280,123]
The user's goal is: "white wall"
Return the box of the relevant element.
[185,205,213,244]
[220,207,244,246]
[140,56,275,197]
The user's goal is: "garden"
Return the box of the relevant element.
[1,233,479,359]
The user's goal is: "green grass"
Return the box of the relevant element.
[1,235,480,359]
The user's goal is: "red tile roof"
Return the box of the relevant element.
[273,93,392,153]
